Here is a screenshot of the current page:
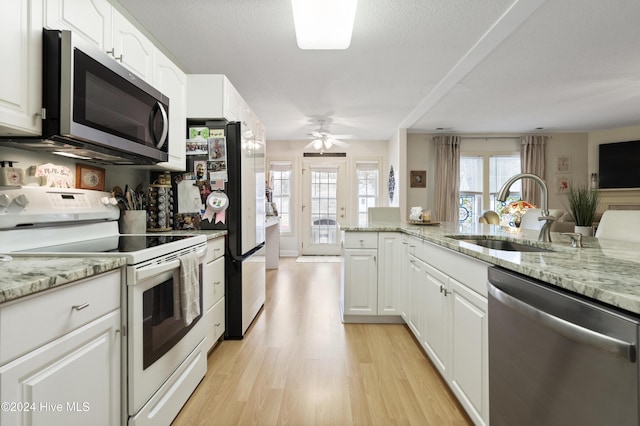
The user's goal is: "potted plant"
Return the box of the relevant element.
[565,184,600,236]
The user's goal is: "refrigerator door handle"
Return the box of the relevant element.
[229,242,265,263]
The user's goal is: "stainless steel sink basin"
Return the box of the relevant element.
[454,238,553,253]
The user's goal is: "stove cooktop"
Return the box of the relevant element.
[19,235,198,254]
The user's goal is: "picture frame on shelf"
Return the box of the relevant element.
[76,164,105,191]
[410,170,427,188]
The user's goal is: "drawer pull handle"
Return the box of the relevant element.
[214,248,221,252]
[72,303,90,311]
[214,281,221,285]
[214,323,221,327]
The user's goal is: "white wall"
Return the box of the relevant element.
[0,146,148,190]
[267,139,388,257]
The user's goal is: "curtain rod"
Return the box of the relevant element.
[460,136,520,140]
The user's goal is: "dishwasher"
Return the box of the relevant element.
[488,266,640,426]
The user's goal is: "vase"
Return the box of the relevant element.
[574,225,594,237]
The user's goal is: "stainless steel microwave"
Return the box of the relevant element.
[1,29,169,165]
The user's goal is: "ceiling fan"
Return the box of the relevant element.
[304,120,351,154]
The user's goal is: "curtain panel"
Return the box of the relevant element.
[520,135,549,207]
[434,136,461,222]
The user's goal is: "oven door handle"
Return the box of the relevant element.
[135,246,206,282]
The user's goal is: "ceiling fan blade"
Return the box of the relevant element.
[305,139,326,150]
[328,138,350,148]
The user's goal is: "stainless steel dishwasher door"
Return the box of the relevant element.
[488,266,640,426]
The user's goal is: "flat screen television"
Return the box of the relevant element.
[599,140,640,189]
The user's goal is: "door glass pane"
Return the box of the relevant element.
[311,169,338,245]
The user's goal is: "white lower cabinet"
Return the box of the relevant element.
[407,254,426,341]
[342,248,378,316]
[341,231,404,322]
[0,270,122,426]
[399,235,489,426]
[377,232,402,316]
[449,278,488,425]
[422,262,450,377]
[203,237,226,351]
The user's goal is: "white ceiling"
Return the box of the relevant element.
[114,0,640,142]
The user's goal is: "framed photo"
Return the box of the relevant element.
[76,164,105,191]
[556,175,571,194]
[410,170,426,188]
[556,155,571,173]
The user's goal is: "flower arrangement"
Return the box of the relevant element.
[505,200,536,227]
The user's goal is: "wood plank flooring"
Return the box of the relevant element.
[172,258,472,425]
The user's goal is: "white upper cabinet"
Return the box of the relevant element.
[0,0,43,136]
[45,0,112,51]
[111,9,155,83]
[187,75,244,122]
[154,50,186,171]
[45,0,155,83]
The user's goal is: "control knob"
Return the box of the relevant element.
[0,194,10,208]
[100,196,119,206]
[14,194,29,207]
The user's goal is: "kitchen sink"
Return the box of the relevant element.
[450,237,553,253]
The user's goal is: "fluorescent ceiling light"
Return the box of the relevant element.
[291,0,358,50]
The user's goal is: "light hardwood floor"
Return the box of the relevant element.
[173,258,472,425]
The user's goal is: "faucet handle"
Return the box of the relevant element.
[561,232,583,248]
[538,215,556,223]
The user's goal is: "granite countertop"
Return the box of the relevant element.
[341,222,640,315]
[0,256,126,305]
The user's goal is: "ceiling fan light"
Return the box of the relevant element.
[324,139,333,149]
[313,139,324,150]
[291,0,358,50]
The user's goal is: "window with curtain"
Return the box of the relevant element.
[459,154,521,223]
[269,161,292,233]
[356,161,379,226]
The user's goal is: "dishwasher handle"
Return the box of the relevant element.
[488,282,637,363]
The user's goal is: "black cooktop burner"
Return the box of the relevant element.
[19,234,196,253]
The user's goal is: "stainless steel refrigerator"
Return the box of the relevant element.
[186,119,265,339]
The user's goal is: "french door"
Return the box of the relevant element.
[301,159,347,255]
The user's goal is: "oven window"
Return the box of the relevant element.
[142,265,203,369]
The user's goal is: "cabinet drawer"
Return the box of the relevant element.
[206,296,225,350]
[203,256,225,309]
[344,232,378,249]
[205,237,225,263]
[0,270,121,365]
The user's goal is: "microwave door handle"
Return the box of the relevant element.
[150,101,169,149]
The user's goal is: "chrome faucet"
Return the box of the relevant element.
[497,173,555,242]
